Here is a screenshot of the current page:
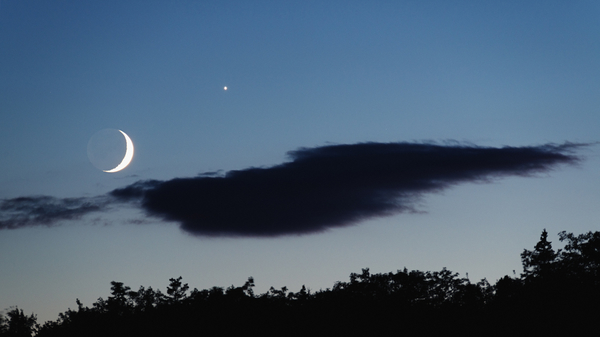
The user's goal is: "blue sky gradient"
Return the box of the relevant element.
[1,0,599,323]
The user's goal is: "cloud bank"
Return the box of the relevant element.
[0,142,585,237]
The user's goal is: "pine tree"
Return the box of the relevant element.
[521,229,558,281]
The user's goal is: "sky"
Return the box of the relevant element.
[1,0,600,324]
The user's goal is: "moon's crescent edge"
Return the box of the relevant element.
[103,130,134,173]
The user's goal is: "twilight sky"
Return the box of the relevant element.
[1,0,600,323]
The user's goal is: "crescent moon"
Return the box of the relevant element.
[103,130,134,173]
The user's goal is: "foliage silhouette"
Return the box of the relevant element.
[6,229,600,336]
[521,229,558,281]
[0,307,37,337]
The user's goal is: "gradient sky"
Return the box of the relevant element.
[1,0,600,324]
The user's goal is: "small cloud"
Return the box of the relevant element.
[0,196,109,229]
[197,170,224,177]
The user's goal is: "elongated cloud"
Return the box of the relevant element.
[0,142,586,236]
[106,141,584,237]
[0,196,109,229]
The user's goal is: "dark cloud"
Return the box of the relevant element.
[0,142,586,236]
[107,142,584,237]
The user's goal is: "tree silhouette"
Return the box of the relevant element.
[1,307,37,337]
[0,313,6,336]
[128,286,161,313]
[165,277,189,304]
[24,229,600,336]
[521,229,558,281]
[558,230,600,280]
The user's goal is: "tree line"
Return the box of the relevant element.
[2,229,600,336]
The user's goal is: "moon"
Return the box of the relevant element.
[103,130,134,172]
[87,129,134,173]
